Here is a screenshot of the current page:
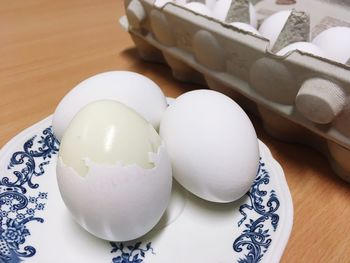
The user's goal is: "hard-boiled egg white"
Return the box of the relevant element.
[258,10,292,48]
[159,90,259,203]
[231,22,261,35]
[184,2,213,16]
[312,26,350,64]
[276,41,327,58]
[213,0,257,28]
[52,71,167,141]
[56,100,172,241]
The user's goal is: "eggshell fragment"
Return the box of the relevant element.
[57,146,172,241]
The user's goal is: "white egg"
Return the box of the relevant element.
[276,41,327,57]
[184,2,213,16]
[159,90,259,203]
[154,0,173,8]
[259,10,292,48]
[57,100,172,241]
[52,71,167,141]
[174,0,187,5]
[213,0,257,28]
[231,22,261,35]
[312,26,350,64]
[205,0,217,9]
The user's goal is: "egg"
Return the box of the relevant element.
[52,71,167,141]
[312,26,350,64]
[159,90,259,203]
[56,100,172,241]
[205,0,217,9]
[174,0,187,5]
[258,10,292,48]
[213,0,257,28]
[184,2,213,16]
[276,41,327,57]
[231,22,261,35]
[154,0,173,8]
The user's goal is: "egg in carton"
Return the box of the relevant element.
[121,0,350,182]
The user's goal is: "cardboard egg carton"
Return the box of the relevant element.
[121,0,350,182]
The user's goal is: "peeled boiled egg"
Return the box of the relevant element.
[52,71,167,141]
[213,0,257,28]
[231,22,261,35]
[276,41,327,57]
[312,26,350,64]
[184,2,213,16]
[56,100,172,241]
[259,10,291,48]
[159,90,259,203]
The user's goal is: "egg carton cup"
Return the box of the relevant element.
[121,0,350,182]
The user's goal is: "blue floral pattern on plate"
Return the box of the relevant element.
[0,127,59,262]
[0,125,283,263]
[233,160,280,263]
[110,241,154,263]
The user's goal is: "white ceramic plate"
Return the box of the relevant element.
[0,116,293,263]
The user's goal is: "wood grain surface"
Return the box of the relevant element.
[1,1,349,262]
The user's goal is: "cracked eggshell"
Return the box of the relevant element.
[159,90,259,203]
[57,147,172,242]
[52,71,167,141]
[56,100,172,241]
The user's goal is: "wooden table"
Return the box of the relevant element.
[1,1,349,262]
